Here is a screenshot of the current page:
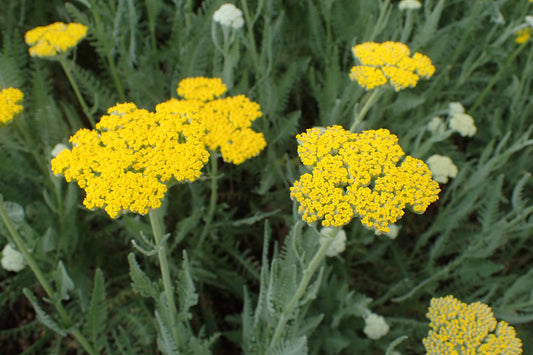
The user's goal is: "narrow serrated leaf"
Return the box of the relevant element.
[128,253,157,298]
[23,288,67,336]
[84,268,107,341]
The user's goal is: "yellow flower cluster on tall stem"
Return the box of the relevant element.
[423,295,523,354]
[24,22,88,58]
[159,77,266,165]
[290,125,440,233]
[350,41,435,91]
[0,88,24,124]
[51,102,210,218]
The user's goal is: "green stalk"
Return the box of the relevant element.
[240,0,260,73]
[57,56,96,128]
[470,42,528,112]
[368,0,391,42]
[106,53,126,102]
[400,10,414,43]
[267,228,337,351]
[350,88,384,132]
[198,152,219,248]
[149,208,183,349]
[0,198,97,355]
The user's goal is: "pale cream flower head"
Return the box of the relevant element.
[363,313,390,340]
[427,116,446,135]
[213,3,245,29]
[448,102,465,116]
[319,227,347,257]
[1,244,26,272]
[449,112,476,137]
[399,0,422,11]
[426,154,458,184]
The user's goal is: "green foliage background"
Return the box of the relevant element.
[1,0,533,354]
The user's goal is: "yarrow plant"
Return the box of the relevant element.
[161,77,266,164]
[213,3,245,29]
[426,154,459,184]
[349,41,435,91]
[423,295,523,354]
[51,101,210,218]
[1,244,26,272]
[0,87,24,124]
[290,125,440,233]
[24,22,88,58]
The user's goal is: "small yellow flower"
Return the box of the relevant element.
[290,126,440,232]
[25,22,88,57]
[423,295,523,355]
[515,27,532,44]
[350,41,435,91]
[51,102,210,218]
[0,88,24,124]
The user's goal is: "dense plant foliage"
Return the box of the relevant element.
[1,0,533,354]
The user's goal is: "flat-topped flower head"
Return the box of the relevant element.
[0,88,23,124]
[426,154,458,184]
[177,77,227,101]
[350,41,435,91]
[213,3,245,29]
[25,22,88,58]
[169,77,266,164]
[423,295,523,354]
[51,102,210,218]
[290,125,440,232]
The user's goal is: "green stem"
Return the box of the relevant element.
[0,197,97,355]
[241,0,260,73]
[58,56,96,128]
[471,42,528,112]
[268,228,337,351]
[198,153,219,248]
[350,88,383,132]
[400,10,414,43]
[149,208,183,349]
[368,0,391,42]
[106,53,126,102]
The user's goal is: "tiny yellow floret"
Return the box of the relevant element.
[423,295,523,354]
[515,27,532,44]
[350,41,435,91]
[290,125,440,232]
[0,88,24,124]
[25,22,88,57]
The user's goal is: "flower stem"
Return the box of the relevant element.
[58,56,96,128]
[267,228,337,351]
[106,53,126,102]
[149,208,183,349]
[350,88,383,132]
[0,197,97,355]
[240,0,260,73]
[198,152,219,248]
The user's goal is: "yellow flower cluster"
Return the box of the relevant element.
[515,27,532,44]
[158,77,266,164]
[290,125,440,232]
[25,22,88,57]
[0,88,24,124]
[350,41,435,91]
[51,102,210,218]
[423,295,523,355]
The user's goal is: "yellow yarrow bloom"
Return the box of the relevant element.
[290,125,439,233]
[0,88,24,124]
[177,77,228,101]
[51,102,210,218]
[25,22,88,57]
[515,27,532,44]
[423,295,523,355]
[350,41,435,91]
[161,77,266,164]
